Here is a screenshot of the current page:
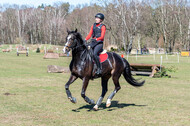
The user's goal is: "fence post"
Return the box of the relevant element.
[44,47,46,54]
[27,47,29,54]
[166,53,168,60]
[177,53,179,63]
[160,56,163,72]
[56,48,59,53]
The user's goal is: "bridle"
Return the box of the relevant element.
[64,38,86,52]
[65,39,77,49]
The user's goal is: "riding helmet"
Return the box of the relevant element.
[95,13,104,21]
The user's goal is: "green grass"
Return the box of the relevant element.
[0,52,190,126]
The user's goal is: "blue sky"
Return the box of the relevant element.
[0,0,93,7]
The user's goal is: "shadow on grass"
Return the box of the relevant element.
[72,101,147,112]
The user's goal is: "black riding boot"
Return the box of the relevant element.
[94,55,102,76]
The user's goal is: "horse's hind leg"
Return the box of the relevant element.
[106,74,121,107]
[93,76,110,110]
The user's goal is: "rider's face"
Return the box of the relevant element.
[95,18,102,24]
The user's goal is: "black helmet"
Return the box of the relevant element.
[95,13,104,21]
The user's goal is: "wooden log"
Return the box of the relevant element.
[43,53,59,59]
[130,63,161,68]
[2,49,10,52]
[130,63,164,77]
[59,53,71,57]
[47,65,70,73]
[18,51,27,54]
[131,71,152,76]
[47,50,54,53]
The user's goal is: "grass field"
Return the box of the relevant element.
[0,51,190,126]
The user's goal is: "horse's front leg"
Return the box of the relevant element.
[81,77,95,104]
[65,74,78,103]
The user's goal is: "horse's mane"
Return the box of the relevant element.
[76,32,84,44]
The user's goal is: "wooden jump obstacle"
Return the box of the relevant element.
[47,63,163,77]
[130,63,163,77]
[17,47,29,56]
[2,49,11,52]
[181,51,190,57]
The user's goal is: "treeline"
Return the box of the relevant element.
[0,0,190,52]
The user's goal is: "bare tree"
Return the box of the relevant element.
[0,0,190,53]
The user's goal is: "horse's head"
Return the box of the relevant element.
[63,29,84,53]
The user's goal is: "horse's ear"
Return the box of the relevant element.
[67,28,70,34]
[75,29,77,33]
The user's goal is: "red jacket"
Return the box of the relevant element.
[85,23,106,42]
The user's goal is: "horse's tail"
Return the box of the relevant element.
[122,58,145,87]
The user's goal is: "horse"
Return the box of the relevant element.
[63,29,145,110]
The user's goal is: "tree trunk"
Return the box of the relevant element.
[161,4,167,53]
[122,26,126,51]
[188,21,190,51]
[17,10,21,39]
[137,34,141,53]
[127,35,134,53]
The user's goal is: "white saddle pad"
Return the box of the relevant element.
[100,50,107,54]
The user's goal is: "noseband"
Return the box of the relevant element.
[65,39,77,49]
[65,39,86,52]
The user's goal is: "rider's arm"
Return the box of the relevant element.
[96,25,106,41]
[85,25,93,41]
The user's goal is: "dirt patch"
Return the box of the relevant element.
[3,93,16,96]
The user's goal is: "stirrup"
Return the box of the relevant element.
[95,69,102,76]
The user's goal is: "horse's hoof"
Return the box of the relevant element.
[93,105,98,111]
[69,97,77,104]
[106,99,111,107]
[106,103,111,107]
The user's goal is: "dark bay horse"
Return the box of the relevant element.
[63,29,145,110]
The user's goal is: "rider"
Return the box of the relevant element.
[85,13,106,76]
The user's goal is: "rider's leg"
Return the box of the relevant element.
[93,44,103,75]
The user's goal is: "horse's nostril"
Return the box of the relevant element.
[63,46,69,54]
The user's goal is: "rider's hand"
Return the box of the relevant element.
[91,39,96,43]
